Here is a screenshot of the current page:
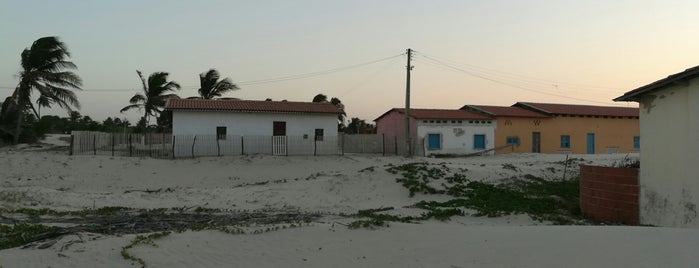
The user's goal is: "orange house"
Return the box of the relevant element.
[461,102,640,154]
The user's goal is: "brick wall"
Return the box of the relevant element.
[579,165,639,225]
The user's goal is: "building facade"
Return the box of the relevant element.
[166,99,343,156]
[375,108,496,155]
[462,103,640,154]
[615,66,699,227]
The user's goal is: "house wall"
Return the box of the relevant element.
[416,120,495,155]
[493,116,639,154]
[172,110,339,137]
[637,81,699,227]
[375,110,417,139]
[493,117,545,154]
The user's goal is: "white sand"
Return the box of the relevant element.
[1,147,697,267]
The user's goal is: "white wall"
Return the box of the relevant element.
[638,77,699,227]
[416,120,495,155]
[172,111,339,138]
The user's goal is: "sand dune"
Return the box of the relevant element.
[2,146,696,267]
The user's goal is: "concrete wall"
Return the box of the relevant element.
[580,165,639,225]
[172,110,339,138]
[493,116,639,154]
[416,120,495,155]
[637,80,699,227]
[375,110,417,140]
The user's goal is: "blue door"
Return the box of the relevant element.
[427,134,441,150]
[474,135,486,149]
[587,133,595,154]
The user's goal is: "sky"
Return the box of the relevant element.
[2,0,699,123]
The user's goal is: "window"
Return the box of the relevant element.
[216,126,227,140]
[469,120,473,124]
[423,120,427,123]
[457,120,462,123]
[430,120,435,123]
[315,129,324,141]
[506,136,520,145]
[474,134,486,149]
[560,135,571,149]
[451,120,456,123]
[427,133,441,150]
[633,136,640,149]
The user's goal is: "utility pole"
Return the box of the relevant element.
[404,48,413,157]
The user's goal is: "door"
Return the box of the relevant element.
[532,132,541,153]
[273,121,287,155]
[427,134,441,150]
[587,133,595,154]
[474,134,486,150]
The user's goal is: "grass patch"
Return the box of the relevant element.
[0,223,62,250]
[380,163,584,226]
[121,231,172,267]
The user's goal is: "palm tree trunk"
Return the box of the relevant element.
[14,110,23,144]
[13,90,23,145]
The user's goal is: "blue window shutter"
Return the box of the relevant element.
[428,134,441,150]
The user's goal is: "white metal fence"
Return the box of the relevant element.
[70,131,425,158]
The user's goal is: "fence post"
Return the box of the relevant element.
[148,134,152,157]
[422,138,426,157]
[191,135,197,158]
[217,137,221,157]
[241,136,245,155]
[111,133,115,157]
[314,138,317,156]
[285,136,288,156]
[394,136,398,156]
[341,133,345,156]
[172,135,176,159]
[128,135,133,157]
[382,133,385,156]
[93,134,97,155]
[69,134,74,155]
[161,133,165,158]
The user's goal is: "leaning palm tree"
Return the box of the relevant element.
[120,71,180,131]
[198,69,239,99]
[10,36,82,144]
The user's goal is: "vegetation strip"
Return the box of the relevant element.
[348,162,585,229]
[0,207,320,250]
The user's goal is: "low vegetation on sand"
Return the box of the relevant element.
[347,162,584,228]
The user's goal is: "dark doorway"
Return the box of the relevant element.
[273,121,286,136]
[532,132,541,153]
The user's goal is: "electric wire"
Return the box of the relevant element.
[414,53,624,106]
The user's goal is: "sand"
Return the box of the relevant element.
[1,136,697,267]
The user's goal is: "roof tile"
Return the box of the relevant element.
[165,99,343,114]
[515,102,638,117]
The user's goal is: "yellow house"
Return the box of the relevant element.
[462,102,640,154]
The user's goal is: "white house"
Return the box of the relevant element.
[615,65,699,227]
[375,108,496,156]
[165,99,343,156]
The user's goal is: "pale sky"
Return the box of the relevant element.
[2,0,699,123]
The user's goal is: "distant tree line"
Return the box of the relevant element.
[0,36,373,145]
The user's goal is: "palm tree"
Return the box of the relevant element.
[312,93,328,103]
[10,36,82,144]
[120,71,180,131]
[312,93,346,131]
[198,69,238,99]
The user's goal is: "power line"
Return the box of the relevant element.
[0,53,406,92]
[413,51,624,93]
[416,53,624,106]
[236,53,405,86]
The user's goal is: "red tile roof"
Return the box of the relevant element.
[375,108,492,121]
[615,65,699,102]
[165,99,344,114]
[514,102,639,117]
[461,105,550,118]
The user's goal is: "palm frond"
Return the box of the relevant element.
[120,104,142,113]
